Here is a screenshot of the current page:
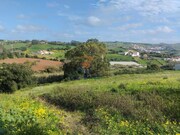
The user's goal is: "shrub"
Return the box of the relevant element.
[118,83,127,90]
[44,66,60,73]
[147,63,161,71]
[0,63,36,93]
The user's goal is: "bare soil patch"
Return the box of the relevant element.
[0,58,63,71]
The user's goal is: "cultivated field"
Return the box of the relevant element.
[0,58,63,71]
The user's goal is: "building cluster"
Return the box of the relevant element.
[37,50,54,55]
[125,50,140,57]
[132,44,165,53]
[165,57,180,62]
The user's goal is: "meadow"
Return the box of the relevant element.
[0,71,179,134]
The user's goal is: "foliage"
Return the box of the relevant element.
[114,68,156,75]
[107,54,133,61]
[0,95,64,135]
[0,71,179,134]
[63,40,110,80]
[37,74,64,84]
[90,108,179,135]
[147,63,161,71]
[40,71,180,134]
[0,63,36,93]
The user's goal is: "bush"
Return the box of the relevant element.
[147,63,161,71]
[0,63,36,93]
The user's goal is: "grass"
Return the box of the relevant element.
[0,71,180,134]
[28,44,65,52]
[33,50,65,60]
[3,43,28,50]
[134,57,167,66]
[107,54,133,61]
[41,71,180,134]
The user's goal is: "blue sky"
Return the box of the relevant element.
[0,0,180,43]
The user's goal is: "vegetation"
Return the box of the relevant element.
[107,54,133,61]
[63,40,110,80]
[0,93,65,135]
[0,63,35,93]
[0,71,179,134]
[0,39,179,134]
[41,71,180,134]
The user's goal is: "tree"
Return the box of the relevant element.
[63,40,109,80]
[31,39,39,45]
[0,63,36,93]
[86,38,99,43]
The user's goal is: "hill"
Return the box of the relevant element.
[0,71,179,134]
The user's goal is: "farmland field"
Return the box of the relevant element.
[0,58,63,71]
[28,44,66,52]
[0,71,180,134]
[3,43,28,50]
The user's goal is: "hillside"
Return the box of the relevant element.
[0,71,180,134]
[0,58,63,71]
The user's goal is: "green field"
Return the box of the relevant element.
[134,57,167,66]
[0,71,180,134]
[28,44,66,52]
[107,54,133,61]
[3,43,71,52]
[3,43,28,50]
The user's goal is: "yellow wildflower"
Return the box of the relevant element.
[119,120,129,127]
[34,108,46,118]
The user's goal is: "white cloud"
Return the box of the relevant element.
[96,0,180,16]
[116,23,142,30]
[131,26,174,34]
[57,11,82,21]
[156,26,174,33]
[58,12,102,27]
[12,24,46,33]
[0,25,5,32]
[87,16,101,26]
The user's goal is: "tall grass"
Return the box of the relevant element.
[40,71,180,134]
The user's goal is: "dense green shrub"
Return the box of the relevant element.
[114,68,155,75]
[37,74,63,84]
[0,63,36,93]
[147,63,161,71]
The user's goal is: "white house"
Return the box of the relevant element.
[125,50,140,57]
[37,50,54,55]
[165,57,180,62]
[172,57,180,62]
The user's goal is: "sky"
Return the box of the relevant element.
[0,0,180,43]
